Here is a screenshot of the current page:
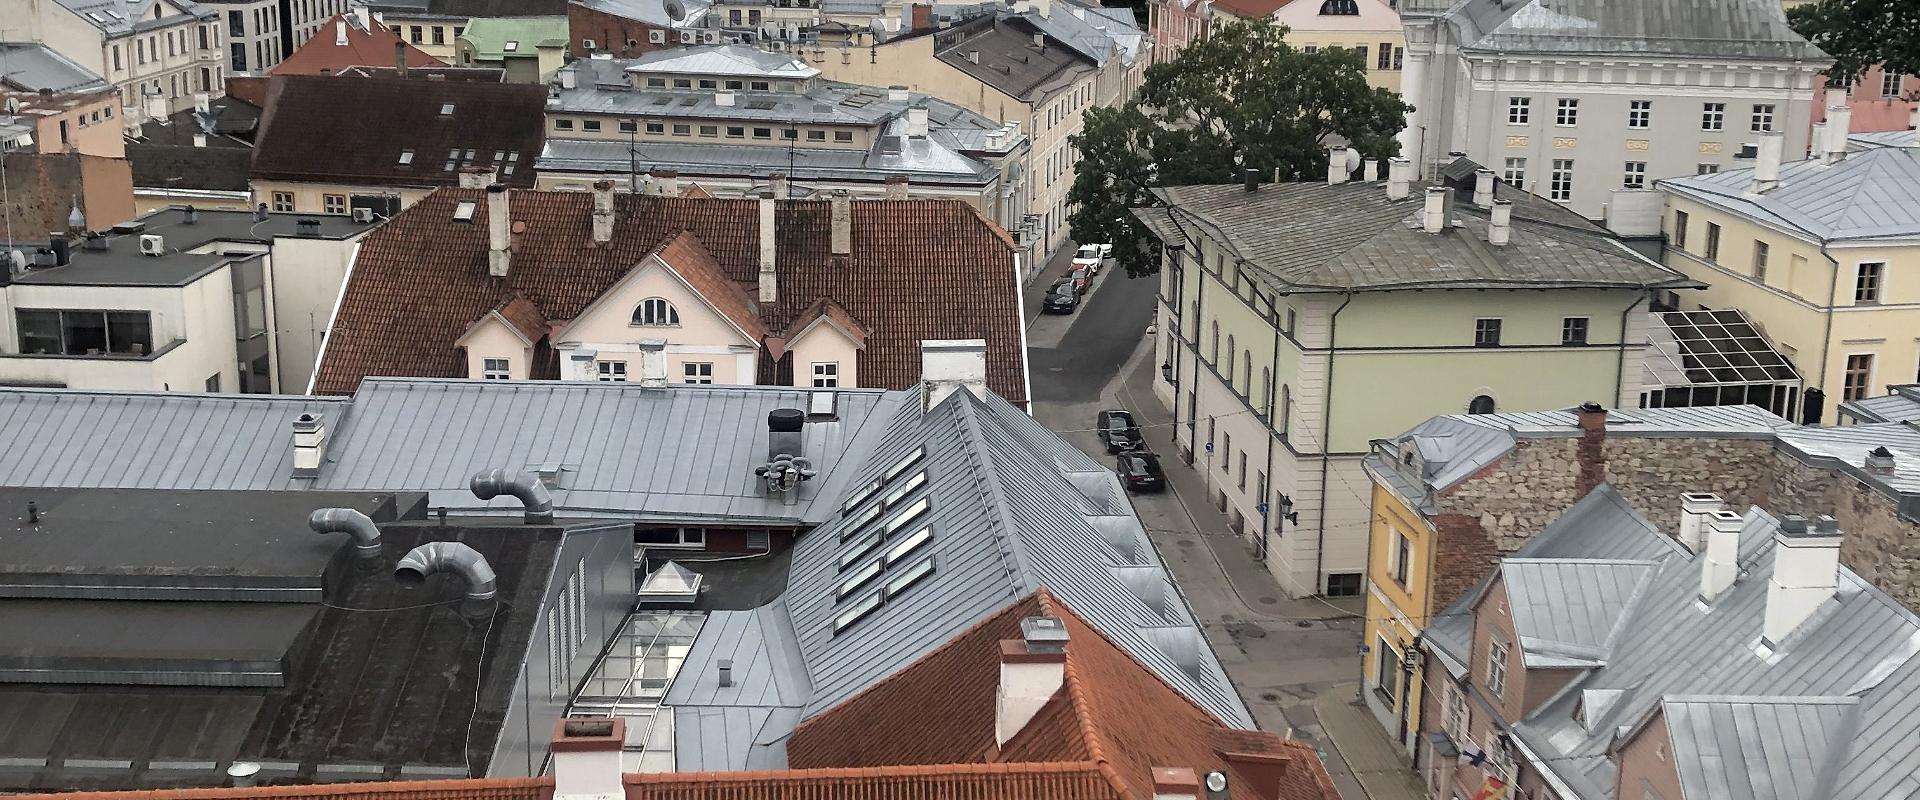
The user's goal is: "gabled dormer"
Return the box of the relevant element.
[769,298,870,389]
[551,231,769,384]
[455,293,548,381]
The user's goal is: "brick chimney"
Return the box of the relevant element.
[486,184,512,278]
[1763,515,1842,646]
[551,717,624,797]
[996,615,1068,745]
[591,180,616,244]
[830,189,852,256]
[884,175,909,200]
[458,165,496,189]
[1574,401,1607,496]
[1151,767,1201,800]
[758,191,778,303]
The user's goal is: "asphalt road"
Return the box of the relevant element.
[1026,267,1158,402]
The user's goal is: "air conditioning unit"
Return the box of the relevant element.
[138,234,165,256]
[649,30,665,43]
[679,30,695,43]
[702,30,719,44]
[351,207,376,223]
[581,38,596,50]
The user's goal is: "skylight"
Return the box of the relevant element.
[884,525,930,564]
[453,201,477,222]
[883,497,929,535]
[440,103,456,115]
[883,447,924,482]
[883,558,934,595]
[503,40,519,51]
[837,530,882,570]
[880,470,925,507]
[833,590,882,632]
[836,560,882,599]
[398,149,414,165]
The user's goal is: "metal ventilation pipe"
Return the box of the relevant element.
[308,507,382,556]
[394,541,498,600]
[470,468,555,523]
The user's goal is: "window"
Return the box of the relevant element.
[1751,103,1775,132]
[1672,210,1689,249]
[646,121,665,134]
[1502,157,1526,187]
[1325,573,1362,597]
[684,362,714,384]
[15,310,154,355]
[1623,161,1646,189]
[700,125,718,137]
[1468,395,1496,414]
[1376,43,1393,70]
[1486,637,1509,696]
[1506,96,1529,125]
[1705,222,1722,261]
[554,118,574,130]
[834,130,854,143]
[1555,97,1578,126]
[1474,318,1502,347]
[1373,635,1400,706]
[633,297,680,326]
[1855,262,1885,303]
[619,119,638,133]
[1224,334,1236,379]
[1221,433,1232,475]
[1391,528,1412,585]
[206,373,221,392]
[806,129,826,141]
[726,126,745,138]
[1237,451,1247,490]
[1752,241,1770,281]
[271,192,294,212]
[597,361,627,382]
[409,24,423,42]
[672,78,692,88]
[1702,102,1725,131]
[1697,163,1721,175]
[752,127,772,139]
[1549,159,1574,201]
[1884,71,1906,99]
[583,120,602,132]
[112,44,121,70]
[323,194,345,214]
[1561,317,1589,346]
[673,124,690,136]
[750,80,770,91]
[646,77,666,87]
[1844,353,1874,400]
[1628,99,1651,129]
[1442,680,1470,744]
[812,362,839,388]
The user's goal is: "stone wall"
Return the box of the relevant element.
[1767,457,1920,609]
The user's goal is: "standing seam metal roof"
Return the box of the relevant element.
[1656,148,1920,244]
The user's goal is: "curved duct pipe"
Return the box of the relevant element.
[470,468,554,524]
[394,541,498,600]
[309,507,382,556]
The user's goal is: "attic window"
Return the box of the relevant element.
[503,40,519,51]
[453,200,478,222]
[882,497,930,535]
[884,525,931,564]
[836,559,882,599]
[837,530,883,570]
[880,470,926,507]
[837,501,883,541]
[883,447,924,482]
[832,590,882,632]
[440,103,456,115]
[1318,0,1358,12]
[398,149,414,164]
[883,557,934,595]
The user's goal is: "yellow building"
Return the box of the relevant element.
[1209,0,1403,91]
[1655,125,1920,422]
[1360,478,1431,752]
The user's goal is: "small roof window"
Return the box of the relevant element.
[440,103,456,115]
[503,40,518,51]
[453,200,477,222]
[397,149,414,165]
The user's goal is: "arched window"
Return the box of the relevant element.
[1468,395,1497,414]
[1242,351,1251,397]
[633,297,680,326]
[1261,367,1272,414]
[1280,384,1291,437]
[1209,321,1220,363]
[1225,335,1236,380]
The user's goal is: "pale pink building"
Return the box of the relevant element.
[1815,65,1918,133]
[1148,0,1211,63]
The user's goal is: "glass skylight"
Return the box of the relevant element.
[881,470,926,507]
[883,558,935,596]
[883,497,929,535]
[832,591,882,632]
[883,447,924,482]
[837,501,882,541]
[836,559,882,599]
[884,526,931,565]
[837,530,881,570]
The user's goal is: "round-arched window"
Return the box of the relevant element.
[633,297,680,326]
[1468,395,1496,414]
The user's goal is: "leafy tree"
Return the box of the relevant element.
[1067,21,1411,276]
[1787,0,1920,84]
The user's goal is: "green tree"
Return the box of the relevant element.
[1067,20,1411,276]
[1788,0,1920,83]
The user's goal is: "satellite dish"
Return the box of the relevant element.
[663,0,686,21]
[6,250,26,274]
[1344,147,1362,172]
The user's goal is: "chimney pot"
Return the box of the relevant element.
[1488,199,1513,246]
[1326,146,1349,185]
[830,189,852,256]
[1421,186,1450,234]
[1700,508,1744,602]
[1472,168,1495,207]
[1362,159,1379,182]
[1576,401,1607,432]
[551,717,625,797]
[1152,767,1202,800]
[1749,130,1785,193]
[1763,512,1843,645]
[292,411,329,476]
[1678,492,1726,553]
[1242,168,1258,193]
[1865,446,1897,475]
[1386,157,1412,200]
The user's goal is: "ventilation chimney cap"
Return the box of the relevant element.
[1865,446,1896,473]
[1780,514,1809,535]
[768,407,805,432]
[1020,615,1069,653]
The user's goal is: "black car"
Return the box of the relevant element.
[1097,409,1142,453]
[1041,281,1079,314]
[1116,450,1166,493]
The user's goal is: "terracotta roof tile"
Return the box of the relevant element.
[680,183,714,199]
[492,292,550,344]
[314,190,1024,404]
[5,778,553,800]
[624,763,1119,800]
[652,230,769,341]
[784,297,871,346]
[270,14,447,76]
[253,76,546,188]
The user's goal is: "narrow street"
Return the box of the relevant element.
[1022,256,1424,800]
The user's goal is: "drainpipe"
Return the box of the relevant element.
[1815,248,1840,423]
[1614,291,1642,406]
[1313,289,1355,594]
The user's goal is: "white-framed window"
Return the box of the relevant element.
[1474,318,1503,347]
[1555,97,1578,126]
[1702,102,1726,131]
[1751,103,1776,132]
[1502,157,1526,187]
[1487,734,1515,778]
[482,358,510,380]
[811,361,839,388]
[1391,528,1412,585]
[270,191,294,212]
[1442,679,1470,743]
[1623,160,1647,189]
[1884,71,1906,99]
[323,194,345,214]
[1507,96,1530,125]
[1844,353,1875,400]
[1372,635,1400,706]
[632,297,680,326]
[684,362,713,384]
[597,361,627,382]
[1856,262,1885,303]
[637,526,706,548]
[1627,99,1651,129]
[1697,163,1721,175]
[1752,241,1770,282]
[1486,637,1509,696]
[1561,317,1590,346]
[1549,159,1574,202]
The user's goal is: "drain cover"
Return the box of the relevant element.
[1257,596,1278,605]
[1260,692,1281,702]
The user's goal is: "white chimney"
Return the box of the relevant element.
[1386,156,1411,201]
[335,19,348,45]
[352,6,370,29]
[1362,159,1379,182]
[714,91,735,107]
[1763,515,1843,646]
[650,168,678,196]
[1809,121,1827,160]
[551,718,624,797]
[193,92,210,114]
[883,175,909,200]
[922,339,987,409]
[887,85,910,103]
[636,339,669,388]
[1421,186,1450,234]
[1472,168,1495,207]
[829,189,851,256]
[1326,146,1349,185]
[1487,199,1513,246]
[292,412,328,477]
[905,105,929,138]
[486,184,512,278]
[1821,104,1851,165]
[1749,131,1785,193]
[1699,508,1743,603]
[995,616,1068,745]
[192,133,207,148]
[1678,492,1726,553]
[559,68,577,90]
[769,172,790,199]
[591,179,615,244]
[758,192,777,303]
[1151,767,1202,800]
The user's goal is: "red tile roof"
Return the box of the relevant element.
[624,763,1121,800]
[313,189,1025,404]
[5,779,553,800]
[253,76,546,188]
[787,590,1341,800]
[650,230,770,341]
[270,14,447,76]
[492,292,550,344]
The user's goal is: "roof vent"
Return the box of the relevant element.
[470,468,556,524]
[309,508,382,556]
[755,409,816,503]
[1865,446,1896,475]
[296,218,321,237]
[394,541,498,601]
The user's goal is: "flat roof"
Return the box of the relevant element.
[5,208,379,288]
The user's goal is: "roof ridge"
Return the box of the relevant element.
[953,390,1041,591]
[624,760,1112,783]
[1034,589,1125,796]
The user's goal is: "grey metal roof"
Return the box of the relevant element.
[933,15,1098,102]
[0,43,110,92]
[1848,130,1920,151]
[536,133,997,184]
[1656,147,1920,244]
[1444,0,1825,61]
[1664,696,1859,800]
[1774,422,1920,497]
[624,45,821,78]
[4,206,378,287]
[1138,181,1699,293]
[56,0,216,34]
[1839,385,1920,424]
[1500,558,1656,668]
[557,57,985,128]
[1014,0,1143,67]
[665,606,809,771]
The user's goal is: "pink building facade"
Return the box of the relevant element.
[1148,0,1210,63]
[1815,65,1917,132]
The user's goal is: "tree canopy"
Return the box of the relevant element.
[1066,21,1410,276]
[1787,0,1920,83]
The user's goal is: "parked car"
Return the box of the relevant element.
[1116,450,1166,493]
[1068,265,1094,294]
[1072,243,1109,275]
[1097,409,1142,453]
[1041,281,1079,314]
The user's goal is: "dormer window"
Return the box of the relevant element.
[1318,0,1358,13]
[633,297,680,326]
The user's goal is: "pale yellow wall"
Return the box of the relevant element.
[457,316,536,380]
[557,256,759,384]
[547,112,878,150]
[1208,7,1403,91]
[28,93,126,158]
[250,180,435,215]
[787,322,861,387]
[1361,479,1428,731]
[388,15,465,61]
[1663,192,1920,402]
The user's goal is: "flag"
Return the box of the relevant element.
[1469,776,1509,800]
[1458,743,1489,768]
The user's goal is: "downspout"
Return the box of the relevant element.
[1614,291,1642,407]
[1313,289,1355,593]
[1816,247,1840,422]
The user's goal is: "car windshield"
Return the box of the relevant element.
[1076,246,1099,258]
[1127,457,1150,471]
[1105,416,1130,431]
